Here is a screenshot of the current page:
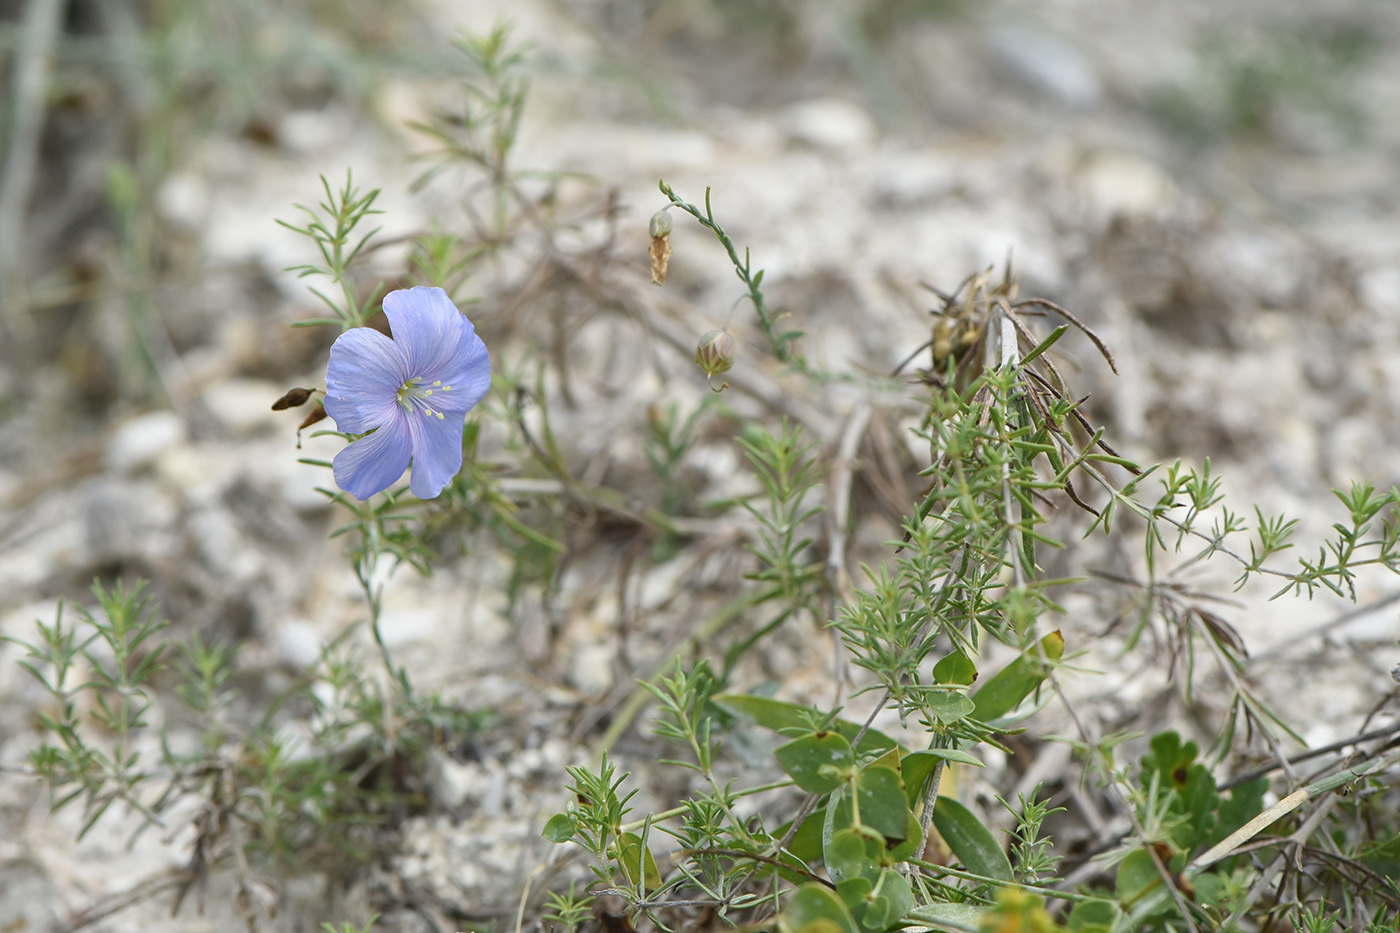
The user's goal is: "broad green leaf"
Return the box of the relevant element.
[886,810,925,862]
[933,650,977,685]
[777,732,855,794]
[901,749,983,808]
[541,812,575,843]
[617,831,663,891]
[712,694,901,754]
[931,796,1013,882]
[856,869,913,932]
[1066,899,1120,933]
[923,690,976,724]
[855,766,909,841]
[835,875,873,909]
[1360,835,1400,880]
[1114,848,1161,905]
[867,745,902,773]
[909,902,984,933]
[970,630,1064,723]
[826,826,880,882]
[780,883,861,933]
[786,804,827,865]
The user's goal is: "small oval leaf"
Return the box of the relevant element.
[542,812,575,843]
[855,766,909,842]
[826,826,880,883]
[777,732,855,794]
[923,691,976,724]
[780,883,861,933]
[933,650,977,685]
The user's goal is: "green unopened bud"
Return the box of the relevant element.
[695,329,736,391]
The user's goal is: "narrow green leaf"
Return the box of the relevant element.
[713,694,901,754]
[931,796,1013,882]
[970,630,1064,723]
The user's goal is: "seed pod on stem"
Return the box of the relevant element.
[695,328,735,392]
[649,209,673,285]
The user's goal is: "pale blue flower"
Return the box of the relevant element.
[324,287,490,500]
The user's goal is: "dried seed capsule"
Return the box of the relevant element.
[298,403,327,431]
[695,329,736,391]
[649,209,673,286]
[695,329,736,376]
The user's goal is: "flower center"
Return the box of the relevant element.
[396,377,452,420]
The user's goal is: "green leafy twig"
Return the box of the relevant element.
[658,179,802,365]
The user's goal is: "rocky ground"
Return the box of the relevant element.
[2,0,1399,930]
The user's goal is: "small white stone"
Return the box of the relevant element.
[278,107,353,154]
[201,378,285,436]
[107,410,187,474]
[278,619,323,669]
[781,98,878,154]
[1077,150,1177,228]
[156,172,210,231]
[984,24,1101,108]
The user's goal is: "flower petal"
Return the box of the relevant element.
[427,332,492,414]
[404,406,466,500]
[383,287,472,377]
[324,326,408,434]
[332,413,413,500]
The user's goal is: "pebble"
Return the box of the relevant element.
[781,98,878,154]
[983,23,1102,109]
[106,410,187,475]
[277,618,323,668]
[201,378,287,436]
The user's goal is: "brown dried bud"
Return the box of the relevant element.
[295,403,327,450]
[931,319,954,365]
[272,386,316,410]
[649,210,673,286]
[298,403,327,431]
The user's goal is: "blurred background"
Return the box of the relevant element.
[2,0,1399,929]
